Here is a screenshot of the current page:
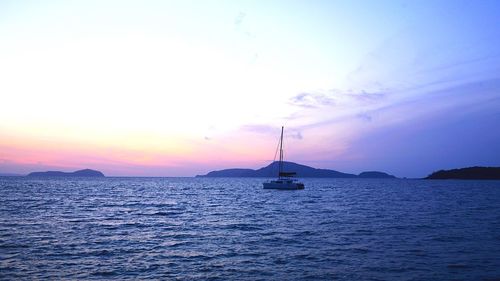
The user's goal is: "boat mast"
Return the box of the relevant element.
[279,126,284,179]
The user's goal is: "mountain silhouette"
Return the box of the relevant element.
[358,171,396,178]
[197,161,395,178]
[27,169,105,177]
[426,166,500,180]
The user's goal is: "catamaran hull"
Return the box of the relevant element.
[263,182,305,190]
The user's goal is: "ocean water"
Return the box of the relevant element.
[0,177,499,280]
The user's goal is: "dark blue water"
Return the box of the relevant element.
[1,177,499,280]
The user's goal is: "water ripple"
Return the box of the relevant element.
[0,177,499,280]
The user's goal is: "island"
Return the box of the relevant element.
[196,161,396,178]
[426,166,500,180]
[358,171,396,179]
[27,169,105,177]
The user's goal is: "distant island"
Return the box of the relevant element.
[27,169,105,177]
[358,171,396,178]
[426,166,500,180]
[196,161,396,178]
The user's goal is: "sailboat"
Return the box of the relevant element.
[263,126,305,190]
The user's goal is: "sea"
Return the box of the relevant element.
[0,177,499,280]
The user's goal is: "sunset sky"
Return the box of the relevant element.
[1,0,499,177]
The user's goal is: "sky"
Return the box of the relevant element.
[1,0,499,177]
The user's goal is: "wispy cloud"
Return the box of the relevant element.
[270,19,500,177]
[289,88,386,109]
[356,112,373,122]
[289,92,335,108]
[234,12,246,26]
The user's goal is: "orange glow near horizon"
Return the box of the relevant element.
[0,126,288,176]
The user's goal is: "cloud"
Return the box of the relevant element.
[345,21,500,96]
[289,92,335,108]
[234,11,255,38]
[356,113,372,122]
[284,20,500,142]
[234,12,246,26]
[339,85,500,178]
[290,131,303,140]
[289,88,386,112]
[344,91,386,103]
